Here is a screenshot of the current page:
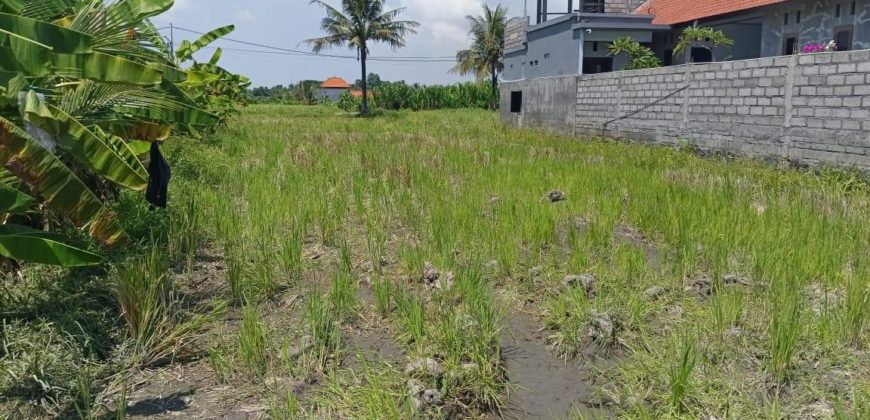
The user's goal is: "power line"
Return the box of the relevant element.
[200,46,456,62]
[162,25,457,62]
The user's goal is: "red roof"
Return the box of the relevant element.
[635,0,788,25]
[320,77,350,89]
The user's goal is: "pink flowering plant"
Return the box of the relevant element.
[800,40,837,53]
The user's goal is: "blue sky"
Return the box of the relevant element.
[152,0,564,87]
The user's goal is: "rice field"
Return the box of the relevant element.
[2,104,868,418]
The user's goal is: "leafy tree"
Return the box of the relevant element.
[608,36,662,70]
[673,25,735,63]
[355,73,383,89]
[305,0,419,115]
[452,4,507,110]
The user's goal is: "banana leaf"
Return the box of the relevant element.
[0,180,33,213]
[0,223,101,266]
[103,0,174,31]
[0,116,127,246]
[0,12,91,53]
[51,50,162,85]
[126,139,151,156]
[208,47,222,65]
[47,103,149,190]
[175,25,234,62]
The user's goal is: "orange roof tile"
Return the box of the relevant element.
[635,0,788,25]
[321,77,351,89]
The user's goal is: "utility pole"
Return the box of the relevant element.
[169,23,175,61]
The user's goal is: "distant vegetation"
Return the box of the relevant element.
[249,76,495,112]
[306,0,419,115]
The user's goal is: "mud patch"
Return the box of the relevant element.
[121,361,261,419]
[500,313,601,419]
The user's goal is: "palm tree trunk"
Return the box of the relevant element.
[360,47,368,115]
[490,63,498,110]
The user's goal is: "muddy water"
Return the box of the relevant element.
[500,314,599,419]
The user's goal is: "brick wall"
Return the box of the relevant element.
[604,0,646,14]
[501,49,870,170]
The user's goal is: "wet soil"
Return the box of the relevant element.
[500,313,601,419]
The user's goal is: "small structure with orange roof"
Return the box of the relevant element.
[319,76,351,101]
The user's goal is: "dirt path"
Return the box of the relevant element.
[499,313,601,419]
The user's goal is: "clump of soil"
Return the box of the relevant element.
[547,190,566,203]
[421,262,453,291]
[564,274,596,296]
[686,273,752,298]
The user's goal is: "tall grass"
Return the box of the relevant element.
[115,246,223,367]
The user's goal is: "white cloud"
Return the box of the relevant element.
[234,8,256,23]
[393,0,484,44]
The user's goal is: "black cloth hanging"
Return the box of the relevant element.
[145,142,171,208]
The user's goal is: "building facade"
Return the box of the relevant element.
[505,0,870,81]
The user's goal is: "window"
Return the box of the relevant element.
[581,0,605,13]
[784,12,789,25]
[836,4,841,17]
[583,57,612,74]
[690,47,712,63]
[784,36,798,54]
[510,91,522,113]
[852,1,857,15]
[544,53,550,59]
[797,10,802,23]
[663,49,673,66]
[834,26,853,51]
[592,42,599,52]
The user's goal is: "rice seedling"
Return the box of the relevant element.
[239,305,271,378]
[669,334,697,413]
[305,292,342,370]
[268,390,303,419]
[328,270,358,323]
[841,263,869,347]
[279,222,305,283]
[372,277,393,316]
[767,275,801,383]
[393,286,426,348]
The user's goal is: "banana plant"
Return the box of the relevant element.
[0,181,100,266]
[0,0,247,266]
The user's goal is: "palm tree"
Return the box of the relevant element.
[306,0,419,115]
[452,4,508,110]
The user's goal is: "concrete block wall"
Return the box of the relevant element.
[501,49,870,170]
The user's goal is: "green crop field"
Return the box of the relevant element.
[2,105,868,419]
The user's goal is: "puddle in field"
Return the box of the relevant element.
[500,313,601,419]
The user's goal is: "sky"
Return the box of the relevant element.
[151,0,570,87]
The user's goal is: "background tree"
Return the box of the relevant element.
[674,25,734,63]
[452,4,508,110]
[609,36,662,70]
[355,73,384,89]
[306,0,419,115]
